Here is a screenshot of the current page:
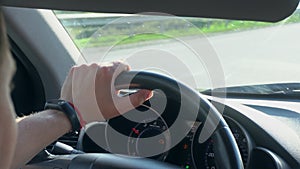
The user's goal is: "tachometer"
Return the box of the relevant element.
[127,118,171,161]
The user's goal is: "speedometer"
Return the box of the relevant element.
[192,116,252,169]
[227,117,250,167]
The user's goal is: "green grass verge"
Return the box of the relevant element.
[73,22,272,49]
[61,10,300,49]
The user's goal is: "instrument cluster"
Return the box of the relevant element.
[79,107,252,169]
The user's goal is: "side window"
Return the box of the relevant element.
[10,40,45,117]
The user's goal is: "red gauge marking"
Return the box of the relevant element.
[132,128,140,135]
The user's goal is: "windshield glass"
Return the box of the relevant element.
[54,10,300,91]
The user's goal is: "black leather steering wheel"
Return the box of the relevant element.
[113,71,244,169]
[26,71,244,169]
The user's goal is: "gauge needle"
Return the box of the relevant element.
[132,128,140,135]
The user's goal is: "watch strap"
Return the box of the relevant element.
[45,99,82,131]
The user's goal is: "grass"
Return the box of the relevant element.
[73,21,273,49]
[75,34,169,48]
[58,10,300,49]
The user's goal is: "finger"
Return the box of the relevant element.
[111,61,130,79]
[112,89,153,116]
[131,89,153,104]
[72,64,104,122]
[109,62,130,94]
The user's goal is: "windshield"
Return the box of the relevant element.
[54,10,300,92]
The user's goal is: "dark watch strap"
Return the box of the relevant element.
[44,99,81,131]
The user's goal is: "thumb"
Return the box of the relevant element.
[114,89,153,115]
[129,89,153,107]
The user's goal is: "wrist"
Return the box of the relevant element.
[46,109,72,133]
[44,100,85,131]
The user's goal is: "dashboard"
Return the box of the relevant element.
[74,95,300,169]
[77,114,250,169]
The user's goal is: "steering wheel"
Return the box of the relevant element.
[26,71,244,169]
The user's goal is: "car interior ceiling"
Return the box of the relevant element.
[1,0,299,22]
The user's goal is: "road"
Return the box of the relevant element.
[80,23,300,89]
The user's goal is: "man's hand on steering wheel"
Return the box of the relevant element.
[60,61,153,124]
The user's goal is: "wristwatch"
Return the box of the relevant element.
[44,99,82,131]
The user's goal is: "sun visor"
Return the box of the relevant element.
[1,0,299,22]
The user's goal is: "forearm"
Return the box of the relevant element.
[12,109,72,169]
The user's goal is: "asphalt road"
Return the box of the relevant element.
[81,23,300,89]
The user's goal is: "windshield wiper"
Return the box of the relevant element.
[202,83,300,96]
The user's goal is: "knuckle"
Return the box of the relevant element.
[98,66,112,78]
[89,63,98,68]
[99,66,108,73]
[74,64,88,70]
[113,61,122,65]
